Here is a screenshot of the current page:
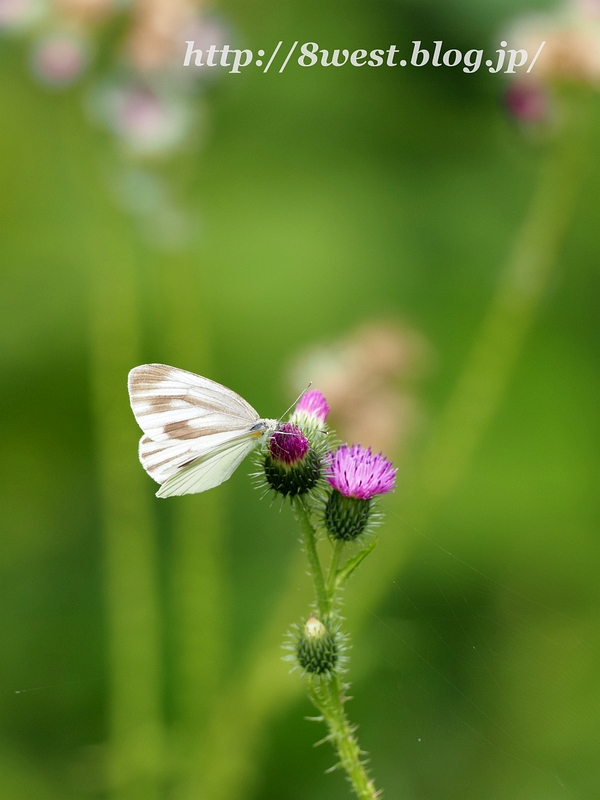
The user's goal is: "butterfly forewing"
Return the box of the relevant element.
[128,364,260,442]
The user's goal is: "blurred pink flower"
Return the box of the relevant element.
[31,32,88,87]
[289,321,432,458]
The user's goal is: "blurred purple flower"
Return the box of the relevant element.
[505,80,549,123]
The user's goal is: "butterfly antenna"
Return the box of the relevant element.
[278,382,313,425]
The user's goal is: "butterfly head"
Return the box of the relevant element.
[251,418,279,440]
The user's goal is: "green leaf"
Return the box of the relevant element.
[334,539,378,590]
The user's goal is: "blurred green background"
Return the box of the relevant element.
[1,0,599,799]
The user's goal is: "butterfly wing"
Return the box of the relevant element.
[128,364,267,496]
[138,435,213,485]
[156,435,261,497]
[128,363,261,443]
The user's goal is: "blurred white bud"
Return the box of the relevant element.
[179,13,231,75]
[125,0,195,73]
[126,4,233,84]
[573,0,600,20]
[91,79,197,155]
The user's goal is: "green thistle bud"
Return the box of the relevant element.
[324,491,372,541]
[263,423,321,497]
[296,616,338,675]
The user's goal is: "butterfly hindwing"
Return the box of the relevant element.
[156,435,261,497]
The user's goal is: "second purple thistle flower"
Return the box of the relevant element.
[326,444,396,500]
[324,444,396,540]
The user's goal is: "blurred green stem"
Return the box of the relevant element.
[60,106,166,800]
[416,95,591,506]
[326,96,591,800]
[154,251,228,798]
[88,244,165,800]
[345,92,592,622]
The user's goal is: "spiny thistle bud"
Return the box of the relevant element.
[324,444,396,541]
[296,616,338,675]
[263,423,321,497]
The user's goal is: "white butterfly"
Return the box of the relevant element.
[128,364,278,498]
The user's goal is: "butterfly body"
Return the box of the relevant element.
[128,364,277,497]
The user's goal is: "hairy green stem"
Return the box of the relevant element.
[309,673,378,800]
[294,497,330,618]
[327,539,345,594]
[298,504,380,798]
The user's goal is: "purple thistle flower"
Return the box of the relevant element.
[264,423,321,497]
[269,423,310,466]
[326,444,396,500]
[294,390,330,424]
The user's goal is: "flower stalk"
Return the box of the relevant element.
[327,539,345,594]
[272,439,396,798]
[293,496,330,619]
[291,488,387,799]
[309,674,379,800]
